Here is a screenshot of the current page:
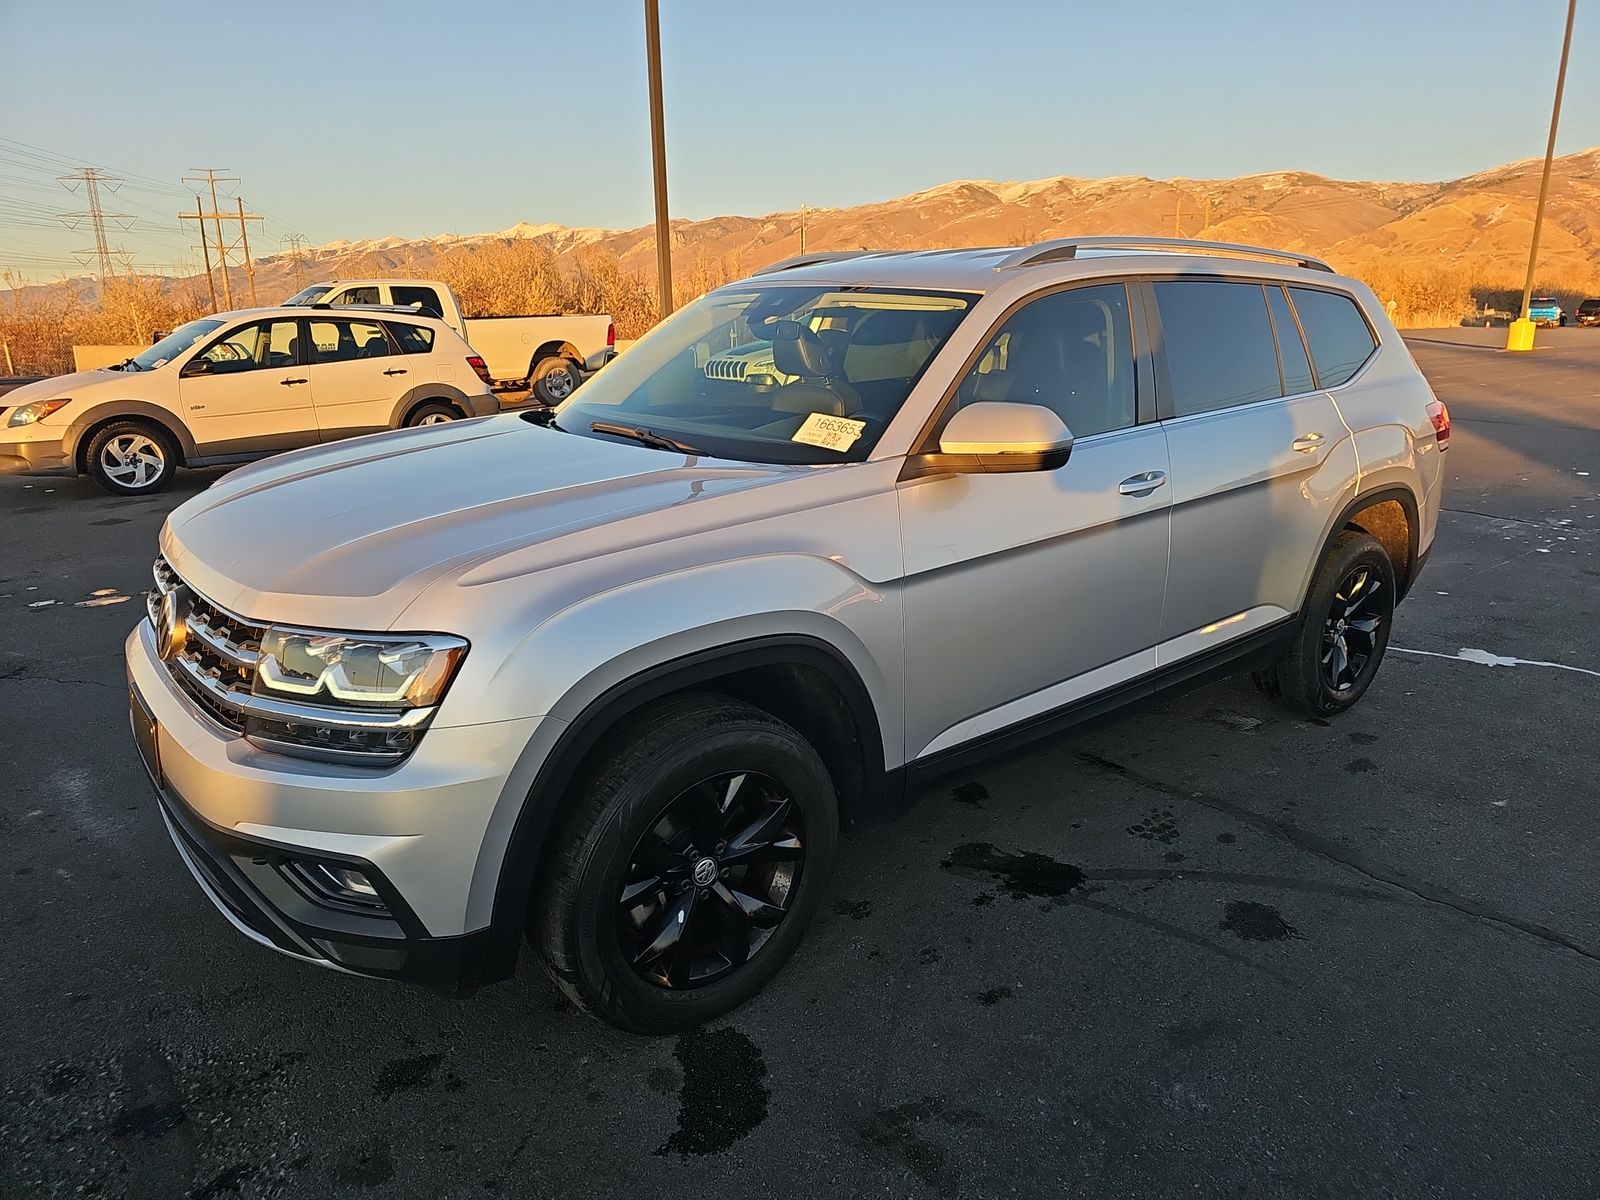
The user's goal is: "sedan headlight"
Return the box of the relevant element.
[244,628,467,764]
[8,399,70,427]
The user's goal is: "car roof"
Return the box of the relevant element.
[743,237,1346,293]
[209,305,453,330]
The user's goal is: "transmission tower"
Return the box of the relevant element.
[281,232,310,288]
[178,169,262,308]
[58,167,134,279]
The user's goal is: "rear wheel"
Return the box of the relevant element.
[533,694,838,1034]
[1254,530,1395,717]
[85,420,178,496]
[529,356,579,405]
[404,401,460,427]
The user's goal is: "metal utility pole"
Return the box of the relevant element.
[179,170,261,311]
[1509,0,1578,351]
[644,0,674,319]
[58,167,133,280]
[1172,195,1183,238]
[800,204,808,253]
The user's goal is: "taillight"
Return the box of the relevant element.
[466,355,492,386]
[606,321,616,348]
[1426,398,1450,451]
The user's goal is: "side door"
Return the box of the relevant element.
[177,317,318,455]
[304,317,409,439]
[1145,278,1358,663]
[898,281,1173,761]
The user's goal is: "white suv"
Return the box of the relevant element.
[0,307,497,495]
[127,238,1447,1032]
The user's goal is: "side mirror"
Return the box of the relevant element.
[902,402,1073,479]
[181,357,214,378]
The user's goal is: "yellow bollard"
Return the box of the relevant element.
[1506,318,1537,351]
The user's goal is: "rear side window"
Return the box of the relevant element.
[1290,288,1377,388]
[386,322,435,354]
[393,285,444,318]
[1152,280,1281,416]
[1266,286,1315,396]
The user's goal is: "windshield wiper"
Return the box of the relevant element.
[590,420,702,455]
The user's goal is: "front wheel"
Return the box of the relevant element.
[85,420,179,496]
[533,694,838,1033]
[1254,530,1395,717]
[529,357,579,405]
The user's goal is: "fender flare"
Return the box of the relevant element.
[64,401,198,470]
[1310,485,1421,604]
[388,382,476,427]
[475,634,884,981]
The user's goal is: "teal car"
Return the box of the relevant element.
[1528,297,1565,327]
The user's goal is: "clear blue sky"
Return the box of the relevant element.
[1,0,1596,280]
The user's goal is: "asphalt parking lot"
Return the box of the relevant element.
[3,331,1599,1199]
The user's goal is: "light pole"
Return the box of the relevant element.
[1507,0,1577,351]
[645,0,674,321]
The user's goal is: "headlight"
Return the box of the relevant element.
[8,399,70,427]
[243,627,467,764]
[254,629,468,709]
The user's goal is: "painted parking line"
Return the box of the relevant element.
[1391,645,1600,679]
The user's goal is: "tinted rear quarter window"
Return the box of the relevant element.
[386,322,435,354]
[1290,287,1377,388]
[1152,280,1281,416]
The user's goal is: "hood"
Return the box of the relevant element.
[161,415,809,629]
[0,368,130,408]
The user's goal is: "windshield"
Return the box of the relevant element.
[129,318,226,371]
[555,284,976,464]
[282,285,332,305]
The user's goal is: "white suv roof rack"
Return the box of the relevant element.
[994,236,1333,273]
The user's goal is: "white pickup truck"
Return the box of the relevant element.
[282,278,614,403]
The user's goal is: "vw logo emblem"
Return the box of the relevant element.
[691,857,718,887]
[155,587,189,662]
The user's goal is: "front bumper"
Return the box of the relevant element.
[0,434,73,476]
[126,619,541,993]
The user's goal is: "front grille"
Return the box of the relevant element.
[150,556,266,734]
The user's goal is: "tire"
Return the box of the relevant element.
[403,401,460,427]
[1253,530,1395,718]
[533,693,839,1034]
[529,356,580,406]
[84,419,179,496]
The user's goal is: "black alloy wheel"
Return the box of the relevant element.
[618,770,805,990]
[1322,566,1385,691]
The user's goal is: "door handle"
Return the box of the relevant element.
[1118,471,1167,496]
[383,368,408,376]
[280,377,308,386]
[1291,432,1325,453]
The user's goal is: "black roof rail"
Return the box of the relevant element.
[994,236,1334,273]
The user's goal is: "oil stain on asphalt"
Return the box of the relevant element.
[655,1027,769,1157]
[940,843,1085,902]
[1220,900,1300,942]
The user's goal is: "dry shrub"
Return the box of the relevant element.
[1,272,207,375]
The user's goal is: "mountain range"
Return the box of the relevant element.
[16,147,1600,306]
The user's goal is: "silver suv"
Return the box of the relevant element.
[126,237,1447,1032]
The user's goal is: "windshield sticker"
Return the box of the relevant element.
[791,412,866,452]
